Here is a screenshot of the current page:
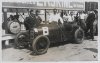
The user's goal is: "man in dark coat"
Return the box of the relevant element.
[24,10,42,30]
[24,10,35,30]
[85,11,96,40]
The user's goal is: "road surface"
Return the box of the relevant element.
[2,36,98,62]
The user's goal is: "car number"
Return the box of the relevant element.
[42,27,49,35]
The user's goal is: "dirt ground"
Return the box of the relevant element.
[2,36,98,62]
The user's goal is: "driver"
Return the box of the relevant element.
[49,9,63,24]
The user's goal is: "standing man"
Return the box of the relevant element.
[24,9,42,30]
[80,11,86,30]
[49,9,63,24]
[35,10,42,26]
[67,12,74,23]
[63,12,68,23]
[93,9,98,35]
[24,10,35,30]
[85,11,96,40]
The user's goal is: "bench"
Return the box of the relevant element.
[2,34,16,45]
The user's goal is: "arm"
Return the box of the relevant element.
[59,17,64,24]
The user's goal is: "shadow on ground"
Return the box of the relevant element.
[2,40,74,49]
[49,41,72,48]
[84,48,98,53]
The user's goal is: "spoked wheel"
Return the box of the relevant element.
[15,32,29,49]
[74,28,84,44]
[32,35,50,55]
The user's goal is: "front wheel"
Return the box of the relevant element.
[32,35,50,55]
[14,32,29,49]
[74,28,84,44]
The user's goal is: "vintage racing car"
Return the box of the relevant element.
[15,21,84,55]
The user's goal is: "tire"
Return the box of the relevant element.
[32,35,50,55]
[7,21,21,34]
[14,32,29,49]
[74,28,84,44]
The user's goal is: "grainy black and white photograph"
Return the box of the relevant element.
[1,0,99,62]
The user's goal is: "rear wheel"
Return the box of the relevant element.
[32,35,50,55]
[74,28,84,44]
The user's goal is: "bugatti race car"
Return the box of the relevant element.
[15,21,84,55]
